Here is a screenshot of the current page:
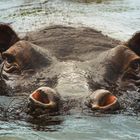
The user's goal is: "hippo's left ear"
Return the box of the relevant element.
[125,31,140,56]
[0,23,20,53]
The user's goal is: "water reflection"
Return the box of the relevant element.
[27,116,63,132]
[0,115,140,140]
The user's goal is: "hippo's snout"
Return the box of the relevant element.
[88,89,120,111]
[28,87,60,113]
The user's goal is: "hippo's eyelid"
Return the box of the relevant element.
[130,61,140,71]
[6,55,15,63]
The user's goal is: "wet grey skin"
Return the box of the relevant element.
[1,24,140,115]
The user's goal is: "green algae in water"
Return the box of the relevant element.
[7,7,45,18]
[69,0,109,3]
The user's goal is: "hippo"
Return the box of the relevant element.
[0,24,140,117]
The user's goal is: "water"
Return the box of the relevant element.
[0,115,140,140]
[0,0,140,40]
[0,0,140,139]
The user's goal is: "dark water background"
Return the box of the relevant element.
[0,0,140,140]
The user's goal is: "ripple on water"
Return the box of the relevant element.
[0,115,140,140]
[0,0,140,40]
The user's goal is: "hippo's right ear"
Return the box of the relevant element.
[125,31,140,56]
[0,23,20,53]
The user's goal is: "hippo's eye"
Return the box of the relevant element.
[2,53,15,63]
[130,61,140,71]
[6,56,15,63]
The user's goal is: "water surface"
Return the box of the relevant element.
[0,115,140,140]
[0,0,140,40]
[0,0,140,140]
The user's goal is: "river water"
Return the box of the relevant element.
[0,0,140,40]
[0,0,140,140]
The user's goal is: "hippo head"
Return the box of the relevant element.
[0,23,19,53]
[28,87,60,114]
[88,89,119,111]
[2,40,52,74]
[101,32,140,87]
[87,32,140,112]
